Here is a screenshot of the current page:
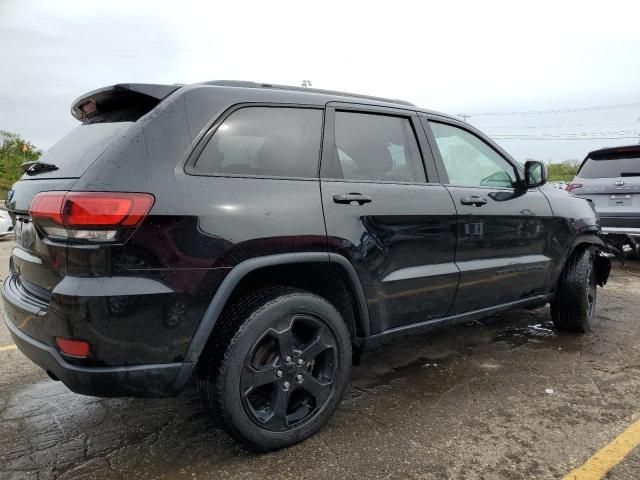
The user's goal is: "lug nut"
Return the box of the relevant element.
[285,355,292,363]
[276,370,283,377]
[296,374,303,382]
[297,358,304,366]
[283,381,290,390]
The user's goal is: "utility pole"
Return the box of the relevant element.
[457,113,471,123]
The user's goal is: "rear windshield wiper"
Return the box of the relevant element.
[620,172,640,177]
[20,161,59,175]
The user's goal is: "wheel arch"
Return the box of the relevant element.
[556,233,610,289]
[569,233,606,253]
[183,253,370,366]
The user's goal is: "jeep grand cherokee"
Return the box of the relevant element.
[3,81,610,450]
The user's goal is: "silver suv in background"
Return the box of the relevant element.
[568,145,640,257]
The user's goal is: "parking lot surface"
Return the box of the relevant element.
[1,238,638,479]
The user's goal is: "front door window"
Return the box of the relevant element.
[429,122,517,188]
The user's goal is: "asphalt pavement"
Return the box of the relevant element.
[1,238,639,479]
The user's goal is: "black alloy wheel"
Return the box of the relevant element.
[198,287,351,451]
[240,313,338,432]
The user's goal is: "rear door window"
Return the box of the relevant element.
[331,112,426,183]
[579,157,640,178]
[194,107,323,178]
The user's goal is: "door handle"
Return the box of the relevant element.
[332,193,373,205]
[460,196,488,207]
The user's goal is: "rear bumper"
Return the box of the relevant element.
[2,272,196,397]
[4,313,194,397]
[599,216,640,237]
[601,227,640,237]
[1,270,205,367]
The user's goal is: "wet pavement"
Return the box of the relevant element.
[1,237,639,479]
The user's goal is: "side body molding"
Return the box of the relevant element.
[182,252,370,366]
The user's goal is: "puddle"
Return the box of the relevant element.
[351,356,448,395]
[492,321,558,348]
[348,314,587,400]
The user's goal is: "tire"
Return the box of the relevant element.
[550,247,598,332]
[198,287,352,451]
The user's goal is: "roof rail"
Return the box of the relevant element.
[200,80,415,107]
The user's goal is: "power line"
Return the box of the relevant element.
[491,137,640,141]
[482,121,640,129]
[492,130,640,138]
[463,102,640,117]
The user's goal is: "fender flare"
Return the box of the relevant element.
[558,232,610,288]
[182,252,370,365]
[569,233,606,252]
[546,232,608,307]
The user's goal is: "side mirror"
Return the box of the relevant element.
[524,161,547,188]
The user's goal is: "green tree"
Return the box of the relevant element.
[545,159,581,182]
[0,131,41,199]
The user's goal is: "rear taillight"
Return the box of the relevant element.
[29,191,154,242]
[566,183,582,192]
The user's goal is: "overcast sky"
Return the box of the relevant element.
[1,0,639,162]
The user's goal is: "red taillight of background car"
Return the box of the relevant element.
[29,191,154,242]
[565,183,582,192]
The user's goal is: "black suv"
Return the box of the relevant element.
[3,81,610,450]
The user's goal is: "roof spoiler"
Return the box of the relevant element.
[587,144,640,159]
[71,83,181,121]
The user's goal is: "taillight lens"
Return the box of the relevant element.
[56,337,91,358]
[29,191,154,242]
[566,183,582,192]
[63,192,154,227]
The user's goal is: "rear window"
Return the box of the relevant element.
[23,123,130,179]
[578,157,640,178]
[193,107,323,178]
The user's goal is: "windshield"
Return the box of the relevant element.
[578,157,640,178]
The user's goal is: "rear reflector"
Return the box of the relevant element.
[29,191,154,242]
[56,337,91,358]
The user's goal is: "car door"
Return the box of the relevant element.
[320,104,458,334]
[421,115,555,314]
